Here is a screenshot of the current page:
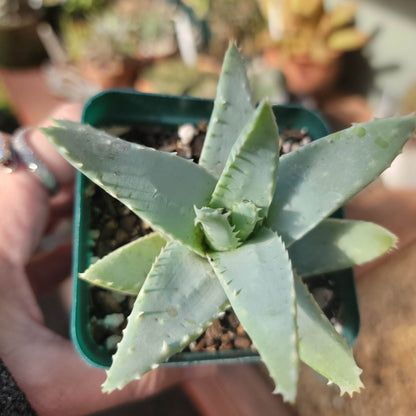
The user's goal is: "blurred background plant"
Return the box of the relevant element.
[180,0,266,59]
[254,0,374,129]
[61,0,177,63]
[257,0,368,63]
[61,0,110,17]
[0,0,414,127]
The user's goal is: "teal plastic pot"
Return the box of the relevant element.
[72,89,360,368]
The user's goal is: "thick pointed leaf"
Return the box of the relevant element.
[80,233,166,294]
[209,228,299,402]
[267,115,416,246]
[102,242,228,393]
[194,206,241,251]
[295,275,363,396]
[199,43,255,178]
[290,219,397,276]
[44,120,217,254]
[209,101,280,220]
[230,200,261,241]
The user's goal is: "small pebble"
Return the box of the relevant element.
[120,214,137,232]
[236,324,246,335]
[234,336,251,349]
[115,228,129,245]
[205,320,222,339]
[98,313,125,329]
[178,123,197,146]
[219,334,233,350]
[188,341,197,351]
[94,290,123,314]
[194,338,207,352]
[105,334,122,351]
[227,313,240,329]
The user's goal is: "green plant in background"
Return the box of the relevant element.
[178,0,265,58]
[61,0,176,64]
[62,0,111,18]
[257,0,368,62]
[44,44,416,402]
[85,1,176,59]
[139,58,219,97]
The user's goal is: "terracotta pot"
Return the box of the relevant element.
[79,56,140,89]
[0,13,46,68]
[281,54,341,97]
[263,47,341,97]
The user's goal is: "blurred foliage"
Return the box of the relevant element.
[258,0,368,63]
[139,57,218,98]
[181,0,211,18]
[204,0,266,58]
[61,0,176,63]
[62,0,112,18]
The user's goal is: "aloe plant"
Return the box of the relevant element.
[43,44,416,402]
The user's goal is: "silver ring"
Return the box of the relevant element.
[10,128,59,196]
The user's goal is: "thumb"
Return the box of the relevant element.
[13,325,216,416]
[0,103,82,266]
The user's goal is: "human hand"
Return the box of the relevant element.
[0,104,213,416]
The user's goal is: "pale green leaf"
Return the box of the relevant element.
[194,206,241,251]
[290,219,397,277]
[102,242,228,393]
[230,200,261,241]
[43,120,217,254]
[209,101,280,220]
[80,233,166,294]
[295,275,364,396]
[209,228,299,402]
[267,115,416,246]
[199,43,255,178]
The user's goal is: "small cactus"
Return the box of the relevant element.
[43,44,416,402]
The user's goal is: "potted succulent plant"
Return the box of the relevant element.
[44,44,416,402]
[261,0,368,97]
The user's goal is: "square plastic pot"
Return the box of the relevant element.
[71,90,360,368]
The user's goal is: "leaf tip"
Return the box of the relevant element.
[272,385,297,404]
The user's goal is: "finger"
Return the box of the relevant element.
[5,322,216,416]
[46,184,74,233]
[0,103,82,266]
[27,103,84,187]
[129,363,218,400]
[0,167,50,265]
[50,182,75,214]
[26,241,72,296]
